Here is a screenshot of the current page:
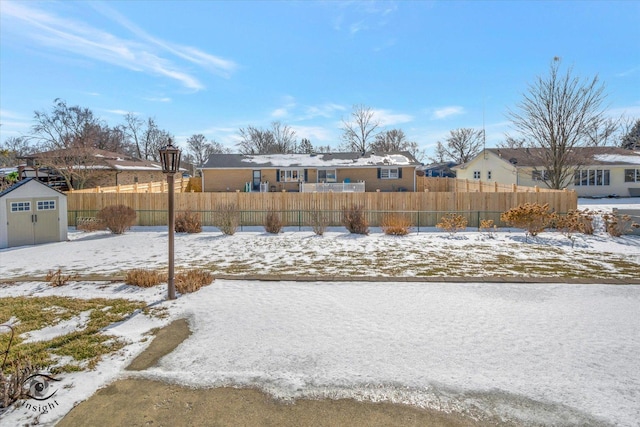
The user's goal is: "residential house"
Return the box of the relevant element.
[453,147,640,197]
[19,148,165,190]
[199,151,422,192]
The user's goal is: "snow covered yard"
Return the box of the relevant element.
[1,197,639,426]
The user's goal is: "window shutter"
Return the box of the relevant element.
[398,168,402,179]
[276,169,280,182]
[377,168,381,179]
[304,169,308,182]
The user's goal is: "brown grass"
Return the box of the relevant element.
[380,214,412,236]
[125,269,165,288]
[175,269,214,294]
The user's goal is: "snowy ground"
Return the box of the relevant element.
[1,198,639,426]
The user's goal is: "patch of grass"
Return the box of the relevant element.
[0,297,146,374]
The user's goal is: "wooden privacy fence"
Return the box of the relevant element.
[67,190,578,228]
[67,177,190,193]
[417,177,563,193]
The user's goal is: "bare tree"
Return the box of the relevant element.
[508,59,608,189]
[237,122,297,154]
[186,134,228,166]
[340,104,380,153]
[621,119,640,150]
[584,116,620,147]
[428,141,449,164]
[299,138,314,153]
[437,128,484,164]
[0,136,35,166]
[123,113,145,158]
[497,136,528,149]
[31,99,104,150]
[371,129,407,151]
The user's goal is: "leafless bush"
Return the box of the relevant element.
[175,269,214,294]
[96,205,136,234]
[214,203,240,235]
[175,210,202,233]
[308,211,328,236]
[381,214,412,236]
[436,213,468,236]
[602,212,640,237]
[500,203,552,239]
[45,268,78,287]
[125,269,165,287]
[76,217,106,232]
[264,210,283,234]
[342,205,369,235]
[1,356,34,411]
[479,219,496,239]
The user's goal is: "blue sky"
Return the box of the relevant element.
[1,0,639,157]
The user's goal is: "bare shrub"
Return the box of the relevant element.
[342,205,369,235]
[76,217,106,232]
[264,210,283,234]
[45,268,78,287]
[1,356,36,411]
[175,210,202,233]
[602,212,640,237]
[381,214,412,236]
[479,219,496,239]
[308,211,328,236]
[214,203,240,235]
[500,203,552,239]
[96,205,136,234]
[125,269,165,287]
[436,213,468,236]
[175,269,214,294]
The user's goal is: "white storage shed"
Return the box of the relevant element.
[0,178,68,249]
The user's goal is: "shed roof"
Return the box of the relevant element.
[201,152,421,169]
[0,178,67,199]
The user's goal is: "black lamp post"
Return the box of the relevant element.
[159,139,181,300]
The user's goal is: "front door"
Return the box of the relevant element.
[252,170,261,191]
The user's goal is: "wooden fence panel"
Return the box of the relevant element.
[67,189,577,227]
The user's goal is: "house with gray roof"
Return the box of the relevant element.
[199,151,422,192]
[453,147,640,197]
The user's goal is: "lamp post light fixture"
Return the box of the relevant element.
[159,139,181,300]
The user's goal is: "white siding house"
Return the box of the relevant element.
[454,147,640,198]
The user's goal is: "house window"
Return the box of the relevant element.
[317,169,337,183]
[37,200,56,210]
[487,171,492,180]
[279,169,303,182]
[532,170,549,181]
[380,167,399,179]
[574,169,610,186]
[473,171,481,180]
[11,201,31,212]
[624,169,640,183]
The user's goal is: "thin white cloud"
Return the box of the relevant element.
[104,109,130,116]
[431,106,465,120]
[304,103,346,119]
[1,1,237,91]
[371,109,413,126]
[271,108,289,118]
[607,105,640,118]
[615,66,639,78]
[143,97,172,103]
[289,125,336,143]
